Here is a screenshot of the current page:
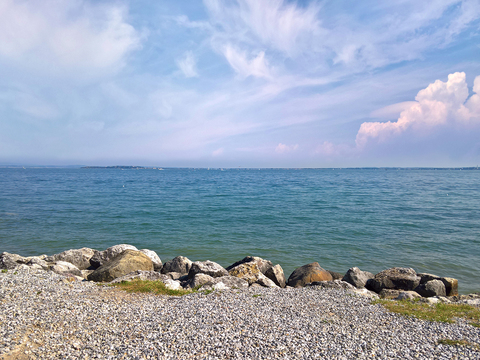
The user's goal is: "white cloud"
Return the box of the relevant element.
[0,0,141,73]
[223,45,272,79]
[275,143,298,154]
[356,72,480,148]
[370,101,418,119]
[176,51,199,78]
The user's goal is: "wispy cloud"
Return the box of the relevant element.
[275,143,298,154]
[176,51,199,78]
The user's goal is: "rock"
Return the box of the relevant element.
[327,270,344,281]
[420,297,440,305]
[228,263,262,285]
[414,279,446,297]
[87,250,153,282]
[163,279,183,291]
[183,273,215,289]
[110,270,170,284]
[417,272,440,284]
[226,256,273,274]
[139,249,162,271]
[350,288,379,299]
[188,260,228,279]
[212,276,249,289]
[368,267,420,293]
[27,257,49,270]
[396,291,422,300]
[165,272,185,280]
[342,267,374,289]
[441,277,458,297]
[307,280,356,291]
[379,289,402,299]
[49,261,82,277]
[287,263,333,288]
[265,264,286,288]
[256,274,279,288]
[0,252,28,269]
[161,256,192,275]
[46,248,98,270]
[89,244,138,269]
[81,270,94,279]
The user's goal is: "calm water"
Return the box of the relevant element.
[0,168,479,293]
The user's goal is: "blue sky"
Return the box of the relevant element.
[0,0,479,167]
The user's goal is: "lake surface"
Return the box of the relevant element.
[1,167,479,293]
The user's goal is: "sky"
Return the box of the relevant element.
[0,0,479,168]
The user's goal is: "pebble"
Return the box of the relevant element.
[1,268,479,359]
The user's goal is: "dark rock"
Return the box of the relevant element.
[165,272,184,280]
[226,256,273,274]
[265,264,286,288]
[46,248,98,270]
[87,250,153,282]
[161,256,192,275]
[327,270,344,281]
[89,244,138,269]
[415,279,446,297]
[441,277,458,296]
[287,262,333,288]
[417,272,440,284]
[378,289,402,299]
[342,267,374,289]
[188,260,228,279]
[368,267,420,293]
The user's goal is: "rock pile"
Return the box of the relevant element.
[0,244,474,303]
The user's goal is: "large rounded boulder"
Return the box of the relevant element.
[46,247,98,270]
[342,267,374,289]
[89,244,138,269]
[188,260,228,279]
[161,256,192,275]
[87,250,153,282]
[287,262,333,288]
[226,256,273,274]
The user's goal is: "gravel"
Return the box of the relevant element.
[1,268,479,359]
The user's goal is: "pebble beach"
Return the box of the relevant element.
[1,268,479,359]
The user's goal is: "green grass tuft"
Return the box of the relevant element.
[374,299,480,327]
[1,269,7,273]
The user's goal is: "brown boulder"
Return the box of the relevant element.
[87,250,153,282]
[287,263,333,288]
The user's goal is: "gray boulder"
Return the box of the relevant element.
[342,267,374,289]
[226,256,273,274]
[0,252,28,269]
[188,260,228,279]
[165,272,185,280]
[49,261,82,277]
[27,257,49,270]
[265,264,286,288]
[378,289,402,299]
[327,270,344,281]
[287,263,333,288]
[46,247,98,270]
[161,256,192,275]
[139,249,162,271]
[368,267,420,293]
[88,249,153,282]
[89,244,138,269]
[415,279,446,297]
[211,276,249,289]
[183,273,215,289]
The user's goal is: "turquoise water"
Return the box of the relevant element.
[0,168,479,293]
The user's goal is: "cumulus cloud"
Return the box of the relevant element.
[356,72,480,148]
[223,45,272,79]
[275,143,298,154]
[0,0,141,73]
[176,51,199,78]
